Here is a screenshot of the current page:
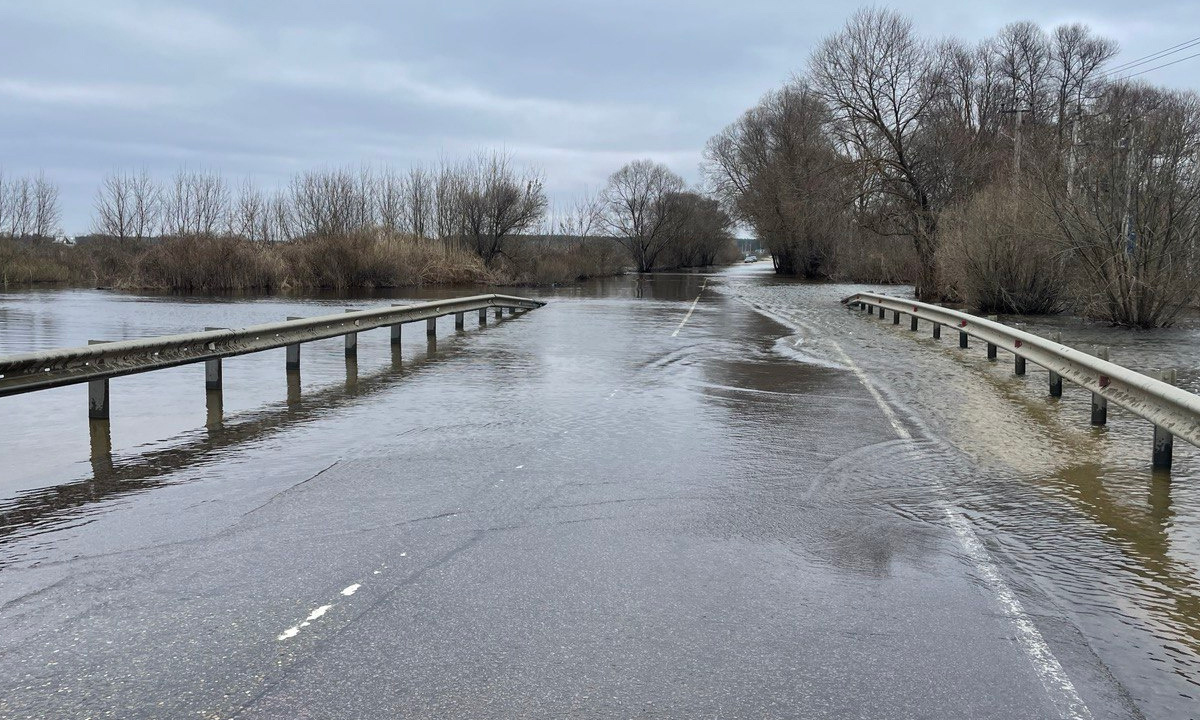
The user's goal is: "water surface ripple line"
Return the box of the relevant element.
[829,337,1093,720]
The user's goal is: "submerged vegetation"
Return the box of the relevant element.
[705,9,1200,327]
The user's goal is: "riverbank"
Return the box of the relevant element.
[0,233,631,292]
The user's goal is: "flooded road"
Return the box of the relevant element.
[0,265,1197,718]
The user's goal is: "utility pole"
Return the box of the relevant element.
[1120,128,1137,258]
[1014,107,1023,181]
[1066,107,1080,198]
[1000,107,1032,185]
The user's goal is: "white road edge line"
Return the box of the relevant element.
[829,338,1093,720]
[671,279,708,337]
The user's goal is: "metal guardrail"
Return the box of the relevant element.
[0,293,545,417]
[842,291,1198,468]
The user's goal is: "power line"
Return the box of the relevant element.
[1106,34,1200,74]
[1119,50,1200,80]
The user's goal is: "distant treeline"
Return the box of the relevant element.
[0,152,741,291]
[705,8,1200,327]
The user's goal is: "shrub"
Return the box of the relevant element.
[938,183,1067,314]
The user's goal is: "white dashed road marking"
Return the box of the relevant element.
[671,279,708,337]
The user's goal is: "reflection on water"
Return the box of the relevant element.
[0,275,711,555]
[0,330,472,557]
[3,269,1200,716]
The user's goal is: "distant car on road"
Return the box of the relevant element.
[744,255,758,263]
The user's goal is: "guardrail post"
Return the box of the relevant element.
[427,317,436,338]
[1153,369,1176,468]
[479,308,487,325]
[910,315,918,331]
[87,339,110,419]
[1015,355,1026,375]
[494,307,503,319]
[1091,347,1109,426]
[985,316,998,359]
[1049,333,1062,396]
[286,316,302,371]
[455,312,465,330]
[959,330,968,349]
[892,310,900,325]
[344,309,358,357]
[878,305,885,319]
[390,323,402,347]
[203,327,223,390]
[932,323,941,340]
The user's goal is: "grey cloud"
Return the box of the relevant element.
[0,0,1196,233]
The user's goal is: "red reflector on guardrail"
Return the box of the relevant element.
[1014,340,1022,348]
[959,320,967,327]
[1099,375,1111,388]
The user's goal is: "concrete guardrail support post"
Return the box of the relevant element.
[285,316,302,371]
[1091,347,1109,426]
[344,310,358,357]
[87,339,110,419]
[910,315,918,331]
[1049,332,1063,396]
[426,317,437,338]
[932,323,941,340]
[455,312,465,330]
[1153,368,1177,468]
[203,327,223,390]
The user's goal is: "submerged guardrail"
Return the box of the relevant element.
[842,292,1197,469]
[0,293,545,420]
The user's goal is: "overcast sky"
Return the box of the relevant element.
[1,0,1198,234]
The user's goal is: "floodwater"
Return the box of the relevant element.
[0,265,1198,718]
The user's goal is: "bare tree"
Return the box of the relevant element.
[403,166,434,238]
[4,175,32,238]
[94,170,160,240]
[232,178,270,242]
[32,173,60,238]
[376,167,404,234]
[289,168,370,237]
[434,162,464,240]
[599,159,686,272]
[162,169,229,236]
[555,190,602,237]
[454,152,547,264]
[704,84,850,277]
[809,8,946,298]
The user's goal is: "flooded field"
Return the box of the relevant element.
[1,265,1198,718]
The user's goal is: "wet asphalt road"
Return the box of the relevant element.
[0,265,1192,718]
